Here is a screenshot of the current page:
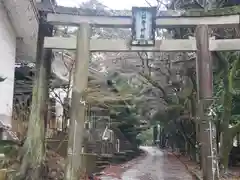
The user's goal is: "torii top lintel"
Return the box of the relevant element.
[45,5,240,28]
[47,13,239,28]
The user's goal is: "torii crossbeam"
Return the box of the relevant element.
[44,37,240,52]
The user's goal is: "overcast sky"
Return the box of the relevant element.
[56,0,159,10]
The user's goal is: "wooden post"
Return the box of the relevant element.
[195,25,219,180]
[237,132,240,146]
[44,37,53,130]
[64,23,90,180]
[195,102,200,163]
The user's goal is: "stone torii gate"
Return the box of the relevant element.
[43,9,240,180]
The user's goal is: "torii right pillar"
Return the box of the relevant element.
[196,25,219,180]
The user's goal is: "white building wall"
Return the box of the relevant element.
[0,2,17,126]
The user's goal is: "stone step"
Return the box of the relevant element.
[96,160,110,166]
[96,165,109,171]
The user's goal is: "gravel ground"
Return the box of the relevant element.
[100,146,194,180]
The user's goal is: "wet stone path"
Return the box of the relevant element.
[100,146,193,180]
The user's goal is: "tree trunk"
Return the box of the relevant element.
[220,134,232,171]
[220,123,240,170]
[18,16,52,179]
[219,80,232,170]
[219,56,240,171]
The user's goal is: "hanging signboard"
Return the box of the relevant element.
[131,7,157,46]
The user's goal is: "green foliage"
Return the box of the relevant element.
[213,52,240,126]
[0,140,18,156]
[0,140,19,168]
[111,104,141,144]
[136,128,153,145]
[107,72,141,96]
[107,72,145,146]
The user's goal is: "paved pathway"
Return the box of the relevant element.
[101,146,193,180]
